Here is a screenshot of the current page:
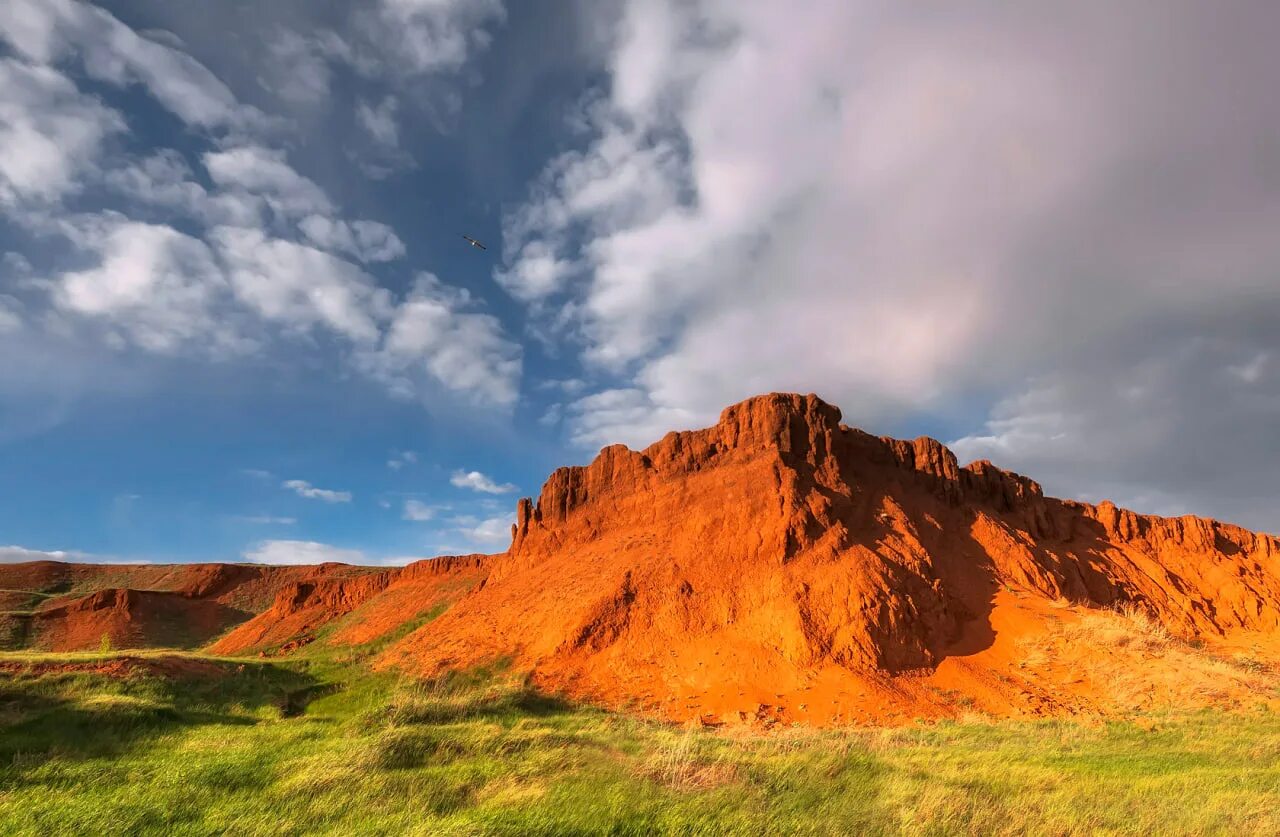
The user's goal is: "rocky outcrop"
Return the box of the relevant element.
[12,587,243,652]
[383,392,1280,724]
[0,560,382,651]
[208,556,490,655]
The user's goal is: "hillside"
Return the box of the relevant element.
[207,555,489,655]
[0,561,379,651]
[7,392,1277,727]
[377,393,1280,725]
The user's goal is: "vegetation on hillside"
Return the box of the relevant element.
[2,647,1279,836]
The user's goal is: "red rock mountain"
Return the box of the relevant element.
[6,393,1278,725]
[379,393,1280,725]
[0,559,484,653]
[208,555,488,655]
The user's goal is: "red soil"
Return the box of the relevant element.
[9,392,1278,727]
[377,392,1280,726]
[0,561,379,651]
[208,555,488,655]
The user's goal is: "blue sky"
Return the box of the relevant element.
[2,1,1278,565]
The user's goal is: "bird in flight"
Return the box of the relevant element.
[462,234,488,251]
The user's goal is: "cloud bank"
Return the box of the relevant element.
[502,0,1280,531]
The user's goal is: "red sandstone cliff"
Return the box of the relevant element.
[379,393,1280,724]
[0,561,381,652]
[208,555,488,654]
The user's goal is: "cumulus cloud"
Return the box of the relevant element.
[450,470,516,494]
[357,275,522,407]
[0,58,125,206]
[282,479,352,503]
[24,215,517,406]
[298,215,406,263]
[203,146,333,221]
[258,0,504,152]
[387,450,418,470]
[455,515,513,544]
[102,150,208,213]
[402,499,436,521]
[0,0,523,415]
[357,0,505,77]
[48,215,247,355]
[566,387,698,449]
[210,226,391,344]
[0,0,261,130]
[950,339,1280,533]
[243,539,363,565]
[502,0,1280,526]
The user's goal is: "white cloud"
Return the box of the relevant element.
[100,148,265,230]
[1,0,523,415]
[209,226,390,344]
[264,30,356,104]
[358,275,522,406]
[536,377,587,395]
[21,215,515,406]
[357,0,505,76]
[235,515,297,525]
[243,539,363,565]
[497,1,1280,533]
[387,449,418,470]
[566,387,697,449]
[0,0,534,460]
[298,214,406,263]
[402,499,436,521]
[356,95,400,148]
[282,479,352,503]
[49,215,247,355]
[1,544,97,564]
[263,0,502,101]
[0,0,260,131]
[950,339,1280,533]
[101,149,209,214]
[0,58,125,206]
[203,146,333,221]
[456,515,513,545]
[450,469,516,494]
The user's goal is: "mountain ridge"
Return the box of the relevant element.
[380,392,1280,725]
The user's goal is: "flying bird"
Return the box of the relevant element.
[462,235,488,251]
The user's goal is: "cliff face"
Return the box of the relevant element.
[381,392,1280,724]
[0,561,382,652]
[9,587,244,652]
[208,555,489,655]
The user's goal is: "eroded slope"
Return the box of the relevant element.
[380,393,1280,725]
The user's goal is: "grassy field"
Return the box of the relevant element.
[2,648,1279,836]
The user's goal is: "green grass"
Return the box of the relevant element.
[2,650,1279,835]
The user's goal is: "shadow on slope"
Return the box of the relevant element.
[0,654,317,775]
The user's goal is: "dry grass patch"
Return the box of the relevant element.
[1015,600,1279,714]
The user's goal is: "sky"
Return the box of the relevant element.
[1,0,1277,566]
